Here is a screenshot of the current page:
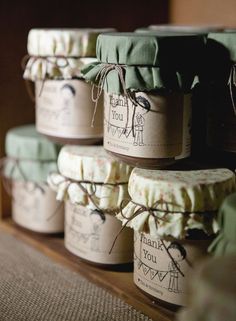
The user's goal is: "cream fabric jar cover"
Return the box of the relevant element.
[23,29,114,145]
[117,168,236,306]
[3,125,64,233]
[48,145,133,265]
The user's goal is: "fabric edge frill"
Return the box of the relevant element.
[23,57,95,81]
[81,62,199,94]
[47,172,129,213]
[116,201,219,240]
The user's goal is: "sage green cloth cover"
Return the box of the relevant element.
[208,193,236,256]
[203,31,236,83]
[82,32,204,94]
[4,125,60,183]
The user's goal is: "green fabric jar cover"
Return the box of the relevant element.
[4,125,60,183]
[209,192,236,256]
[81,32,205,94]
[203,31,236,84]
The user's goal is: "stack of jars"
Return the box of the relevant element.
[2,26,236,314]
[81,29,236,309]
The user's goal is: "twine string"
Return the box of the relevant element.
[91,63,144,135]
[49,173,127,217]
[21,54,76,100]
[228,63,236,115]
[0,157,45,194]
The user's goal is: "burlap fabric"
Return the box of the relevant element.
[0,231,152,321]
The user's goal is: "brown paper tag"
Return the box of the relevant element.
[104,92,183,158]
[12,181,64,233]
[134,232,210,306]
[176,94,192,160]
[65,202,133,264]
[35,79,103,139]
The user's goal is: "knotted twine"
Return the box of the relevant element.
[0,157,63,222]
[91,63,146,135]
[110,199,217,276]
[21,54,79,101]
[49,172,128,221]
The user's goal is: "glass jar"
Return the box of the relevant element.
[82,32,204,168]
[23,28,114,144]
[117,167,236,307]
[48,145,134,266]
[3,125,64,233]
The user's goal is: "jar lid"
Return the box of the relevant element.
[82,32,204,93]
[5,125,60,161]
[148,24,223,34]
[208,193,236,256]
[48,145,132,211]
[117,168,235,239]
[208,31,236,61]
[177,256,236,321]
[4,125,60,183]
[96,32,203,66]
[27,28,115,58]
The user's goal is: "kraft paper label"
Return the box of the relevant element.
[35,79,103,139]
[176,94,192,160]
[65,202,133,264]
[104,92,183,158]
[12,181,64,233]
[134,232,210,306]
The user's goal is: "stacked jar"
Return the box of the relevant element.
[82,32,204,168]
[117,168,235,307]
[135,27,223,160]
[81,31,236,309]
[23,28,114,145]
[3,125,64,233]
[48,145,133,266]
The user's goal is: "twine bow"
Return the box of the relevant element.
[228,63,236,115]
[110,199,217,276]
[0,157,45,195]
[50,173,128,218]
[91,63,142,132]
[21,54,78,101]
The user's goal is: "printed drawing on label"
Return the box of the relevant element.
[135,240,186,293]
[67,208,106,253]
[106,94,151,146]
[167,242,186,293]
[90,210,106,252]
[60,83,76,125]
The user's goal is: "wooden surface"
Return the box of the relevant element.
[170,0,236,27]
[0,219,175,321]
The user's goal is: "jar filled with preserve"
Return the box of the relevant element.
[82,32,204,169]
[48,145,133,267]
[23,28,114,145]
[117,168,235,307]
[2,125,64,233]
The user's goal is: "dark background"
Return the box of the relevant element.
[0,0,169,155]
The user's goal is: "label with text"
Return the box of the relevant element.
[36,79,103,139]
[65,202,133,264]
[12,181,64,233]
[104,92,184,158]
[134,232,209,306]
